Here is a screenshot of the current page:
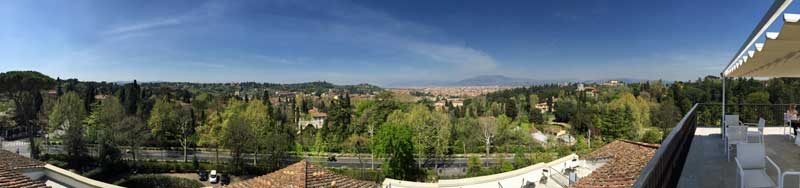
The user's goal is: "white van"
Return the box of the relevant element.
[209,170,218,184]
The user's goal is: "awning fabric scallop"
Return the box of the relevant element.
[725,13,800,77]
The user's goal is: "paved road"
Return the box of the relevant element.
[41,144,510,169]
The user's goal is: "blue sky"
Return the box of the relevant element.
[0,0,785,85]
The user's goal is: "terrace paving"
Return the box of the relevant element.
[678,127,800,187]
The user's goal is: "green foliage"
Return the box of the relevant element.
[192,155,200,170]
[326,94,353,145]
[313,131,326,155]
[384,105,452,165]
[197,111,223,151]
[530,152,556,164]
[117,174,203,188]
[49,92,88,163]
[0,71,55,93]
[573,135,591,156]
[499,158,513,172]
[608,92,651,134]
[651,98,680,130]
[114,117,148,164]
[597,105,635,140]
[222,108,255,173]
[452,117,480,154]
[466,156,483,177]
[120,81,142,114]
[148,97,179,144]
[477,116,498,155]
[375,121,420,181]
[513,150,530,169]
[49,92,86,134]
[90,96,125,165]
[554,98,576,122]
[641,129,662,144]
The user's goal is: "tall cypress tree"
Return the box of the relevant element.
[84,84,96,113]
[123,80,140,114]
[56,77,64,96]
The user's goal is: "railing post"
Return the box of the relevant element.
[722,74,726,139]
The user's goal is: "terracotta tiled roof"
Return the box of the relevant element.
[0,168,47,188]
[574,140,659,188]
[0,150,48,188]
[0,150,46,170]
[227,160,377,188]
[308,108,327,118]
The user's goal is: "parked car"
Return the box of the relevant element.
[198,170,208,181]
[209,170,218,184]
[221,173,230,185]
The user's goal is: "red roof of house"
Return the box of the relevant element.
[227,160,377,188]
[0,150,48,188]
[308,108,327,117]
[0,150,45,171]
[574,140,659,188]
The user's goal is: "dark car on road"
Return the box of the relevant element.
[198,170,208,181]
[221,173,231,185]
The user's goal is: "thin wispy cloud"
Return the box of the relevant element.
[101,1,229,37]
[104,18,184,36]
[406,42,497,71]
[185,62,225,69]
[313,1,498,72]
[602,50,730,80]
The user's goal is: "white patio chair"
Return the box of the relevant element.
[779,171,800,188]
[736,143,780,188]
[745,118,766,143]
[784,112,797,138]
[726,115,745,146]
[727,115,745,127]
[727,126,748,161]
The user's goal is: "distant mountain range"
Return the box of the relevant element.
[386,75,653,88]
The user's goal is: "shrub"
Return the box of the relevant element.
[466,156,483,177]
[641,129,663,144]
[117,174,202,188]
[513,150,529,169]
[530,152,555,164]
[499,158,514,173]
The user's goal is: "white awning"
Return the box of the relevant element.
[725,13,800,77]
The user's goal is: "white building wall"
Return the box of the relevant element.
[22,165,125,188]
[382,154,581,188]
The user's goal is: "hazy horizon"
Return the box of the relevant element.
[1,0,784,85]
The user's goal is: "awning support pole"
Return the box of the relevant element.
[722,74,726,141]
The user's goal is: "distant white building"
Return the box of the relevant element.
[297,108,327,131]
[576,83,597,97]
[535,102,550,112]
[601,80,623,87]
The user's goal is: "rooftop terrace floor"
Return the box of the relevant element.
[678,127,800,187]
